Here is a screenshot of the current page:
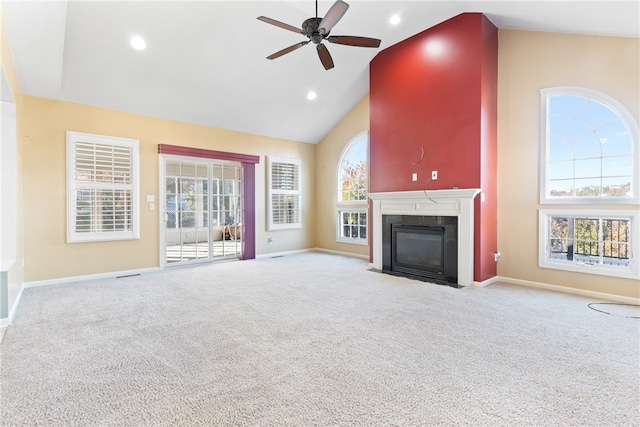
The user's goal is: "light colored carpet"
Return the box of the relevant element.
[1,252,638,426]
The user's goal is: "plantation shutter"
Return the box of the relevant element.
[67,131,140,242]
[268,157,301,230]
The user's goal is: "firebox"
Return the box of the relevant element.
[382,215,458,287]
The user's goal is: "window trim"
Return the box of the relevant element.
[538,209,639,280]
[539,86,639,204]
[336,207,368,245]
[336,131,369,245]
[267,156,301,231]
[66,131,140,243]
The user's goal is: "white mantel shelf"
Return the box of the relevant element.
[369,189,481,287]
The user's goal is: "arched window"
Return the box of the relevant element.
[336,132,368,244]
[540,87,638,203]
[538,87,639,280]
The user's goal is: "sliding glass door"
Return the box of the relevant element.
[162,158,243,266]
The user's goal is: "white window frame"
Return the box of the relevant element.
[539,209,639,280]
[66,131,140,243]
[539,86,639,205]
[336,131,369,244]
[337,209,368,245]
[267,156,301,231]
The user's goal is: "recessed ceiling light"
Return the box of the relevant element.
[390,14,401,25]
[307,91,317,101]
[130,36,146,50]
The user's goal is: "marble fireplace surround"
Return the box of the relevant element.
[369,189,481,287]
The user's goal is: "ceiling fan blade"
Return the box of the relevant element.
[267,41,310,60]
[257,16,303,34]
[319,0,349,35]
[327,35,381,48]
[316,44,334,70]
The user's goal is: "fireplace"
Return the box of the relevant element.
[383,216,458,286]
[369,189,481,287]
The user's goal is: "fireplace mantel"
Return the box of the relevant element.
[369,189,481,286]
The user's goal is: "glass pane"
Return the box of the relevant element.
[197,164,208,178]
[602,177,632,197]
[223,166,238,180]
[165,177,177,195]
[550,95,587,116]
[181,163,196,178]
[550,217,568,238]
[549,160,573,180]
[602,156,632,177]
[600,120,632,156]
[578,99,618,129]
[574,178,600,197]
[165,161,180,176]
[575,158,600,179]
[549,115,572,136]
[575,218,599,240]
[549,136,573,161]
[572,133,601,159]
[196,178,207,194]
[223,179,236,195]
[224,211,236,225]
[548,179,573,197]
[562,121,592,145]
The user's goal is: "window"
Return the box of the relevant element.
[337,132,368,244]
[67,131,139,243]
[267,156,301,230]
[538,88,639,279]
[540,87,638,204]
[539,210,639,279]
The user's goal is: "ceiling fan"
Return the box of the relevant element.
[257,0,382,70]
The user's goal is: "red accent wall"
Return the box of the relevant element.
[369,13,498,282]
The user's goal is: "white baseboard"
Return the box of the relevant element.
[473,276,500,288]
[256,249,313,259]
[495,276,640,304]
[313,248,369,260]
[24,267,161,289]
[7,284,25,325]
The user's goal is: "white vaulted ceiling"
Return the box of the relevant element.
[2,1,638,143]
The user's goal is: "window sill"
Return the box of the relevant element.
[336,237,368,246]
[539,259,639,280]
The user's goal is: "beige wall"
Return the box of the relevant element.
[21,96,316,282]
[315,94,370,257]
[497,30,640,299]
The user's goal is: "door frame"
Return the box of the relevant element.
[158,144,259,269]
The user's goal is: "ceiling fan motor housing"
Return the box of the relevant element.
[303,17,326,44]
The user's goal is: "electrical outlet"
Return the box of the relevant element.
[431,170,438,180]
[412,173,418,182]
[268,237,274,244]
